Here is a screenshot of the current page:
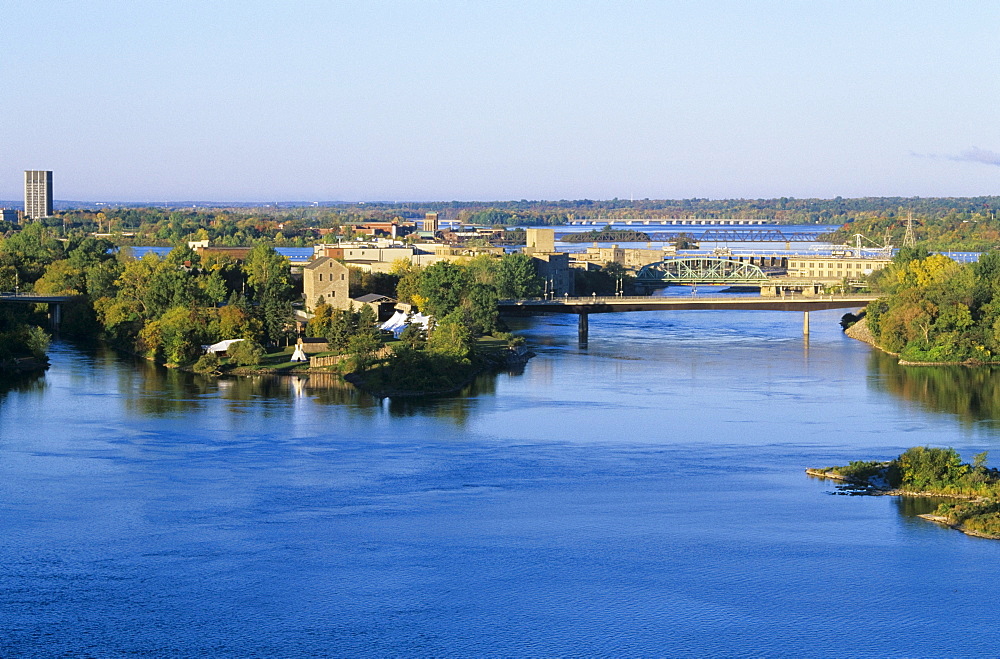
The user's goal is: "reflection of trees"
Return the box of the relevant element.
[300,372,379,408]
[0,371,46,404]
[893,494,952,518]
[870,350,1000,426]
[97,338,520,424]
[383,372,504,424]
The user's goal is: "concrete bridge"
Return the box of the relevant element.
[0,293,79,327]
[498,294,877,344]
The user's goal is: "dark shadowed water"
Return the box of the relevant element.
[4,306,1000,657]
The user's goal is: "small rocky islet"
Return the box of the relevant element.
[808,447,1000,540]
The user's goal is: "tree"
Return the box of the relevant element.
[203,270,229,305]
[307,302,334,338]
[244,243,291,299]
[463,283,499,335]
[156,306,212,365]
[392,260,424,306]
[347,331,382,372]
[227,339,265,366]
[495,253,541,299]
[324,309,355,352]
[418,261,469,319]
[427,310,473,360]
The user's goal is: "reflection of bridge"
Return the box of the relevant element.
[498,294,876,344]
[636,257,772,285]
[0,293,78,327]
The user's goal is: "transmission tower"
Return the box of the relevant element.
[902,213,916,248]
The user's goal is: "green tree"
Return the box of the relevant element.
[227,339,265,366]
[427,310,473,360]
[418,261,469,319]
[463,282,499,335]
[495,253,541,298]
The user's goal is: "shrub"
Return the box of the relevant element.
[192,352,221,374]
[227,340,265,366]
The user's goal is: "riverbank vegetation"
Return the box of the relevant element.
[0,305,49,372]
[1,220,540,394]
[861,248,1000,363]
[811,447,1000,538]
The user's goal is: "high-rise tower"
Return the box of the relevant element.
[24,170,53,219]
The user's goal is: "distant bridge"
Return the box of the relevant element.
[647,228,827,242]
[498,294,877,343]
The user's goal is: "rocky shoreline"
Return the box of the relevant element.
[806,468,1000,540]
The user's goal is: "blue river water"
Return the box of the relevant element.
[4,307,1000,656]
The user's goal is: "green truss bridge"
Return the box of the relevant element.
[635,257,775,286]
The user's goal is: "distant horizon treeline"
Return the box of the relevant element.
[4,195,1000,250]
[5,195,1000,223]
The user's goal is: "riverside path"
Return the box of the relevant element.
[497,294,878,344]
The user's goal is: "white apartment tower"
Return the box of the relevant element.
[24,170,53,219]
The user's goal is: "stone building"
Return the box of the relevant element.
[524,228,555,254]
[786,256,891,281]
[532,252,574,297]
[303,257,350,310]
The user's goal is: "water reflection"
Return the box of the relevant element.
[894,495,952,518]
[869,351,1000,426]
[0,370,46,403]
[381,370,505,424]
[67,341,521,425]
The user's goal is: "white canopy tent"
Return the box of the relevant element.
[380,311,431,338]
[202,338,245,354]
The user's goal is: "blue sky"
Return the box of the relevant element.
[5,1,1000,202]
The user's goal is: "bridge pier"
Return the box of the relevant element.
[803,310,809,336]
[50,303,62,329]
[578,312,589,345]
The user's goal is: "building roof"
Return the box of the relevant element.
[354,293,394,303]
[304,255,348,270]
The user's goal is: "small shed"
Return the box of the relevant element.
[353,293,397,321]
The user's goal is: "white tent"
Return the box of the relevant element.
[202,338,245,354]
[380,310,408,333]
[290,344,308,362]
[380,310,431,338]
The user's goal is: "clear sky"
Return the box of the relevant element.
[5,1,1000,202]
